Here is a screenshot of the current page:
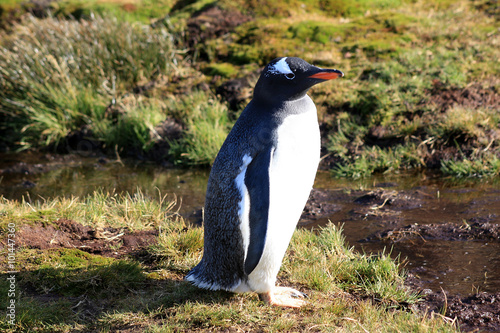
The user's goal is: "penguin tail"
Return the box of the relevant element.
[184,268,222,291]
[185,267,246,292]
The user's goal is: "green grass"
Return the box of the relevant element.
[0,189,177,231]
[441,153,500,178]
[0,192,458,332]
[0,0,178,24]
[167,91,232,166]
[286,223,421,304]
[17,249,144,297]
[331,144,426,178]
[0,14,181,151]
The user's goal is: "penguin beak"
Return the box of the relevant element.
[308,69,344,80]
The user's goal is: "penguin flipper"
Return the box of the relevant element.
[243,146,273,275]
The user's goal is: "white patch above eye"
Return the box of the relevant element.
[268,57,294,77]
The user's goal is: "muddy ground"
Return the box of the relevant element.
[13,218,157,258]
[3,185,499,332]
[303,188,500,332]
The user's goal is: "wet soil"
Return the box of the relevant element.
[301,185,500,332]
[186,4,252,49]
[361,217,500,243]
[10,218,157,258]
[407,281,500,332]
[428,80,500,113]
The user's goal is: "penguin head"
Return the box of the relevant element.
[253,57,343,103]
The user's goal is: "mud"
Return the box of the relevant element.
[301,188,343,221]
[299,184,500,332]
[407,280,500,332]
[216,76,254,111]
[363,218,499,242]
[428,80,500,113]
[11,219,157,258]
[186,4,252,49]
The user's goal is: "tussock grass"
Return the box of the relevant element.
[1,192,458,332]
[441,153,500,178]
[0,14,181,150]
[167,91,232,166]
[331,144,425,178]
[96,97,168,152]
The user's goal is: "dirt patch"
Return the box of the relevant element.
[300,188,343,222]
[12,219,157,258]
[186,4,252,48]
[348,189,425,222]
[216,76,254,111]
[362,216,500,242]
[428,80,500,113]
[407,282,500,332]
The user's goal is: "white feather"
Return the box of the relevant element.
[235,154,253,265]
[268,57,293,75]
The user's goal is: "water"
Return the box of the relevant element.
[1,152,499,295]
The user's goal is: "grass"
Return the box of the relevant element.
[0,0,499,175]
[331,144,426,178]
[0,13,183,151]
[167,91,232,166]
[0,189,177,231]
[441,153,500,178]
[0,192,459,332]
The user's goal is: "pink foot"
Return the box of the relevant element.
[258,287,307,308]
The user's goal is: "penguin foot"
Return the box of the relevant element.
[258,287,307,308]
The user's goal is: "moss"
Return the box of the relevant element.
[17,248,144,297]
[287,20,348,44]
[203,62,239,78]
[319,0,406,17]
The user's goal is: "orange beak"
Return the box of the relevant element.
[308,70,344,80]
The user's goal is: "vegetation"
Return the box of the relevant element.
[0,192,458,332]
[0,0,498,176]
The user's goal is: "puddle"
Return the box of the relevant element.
[1,152,499,297]
[0,152,209,216]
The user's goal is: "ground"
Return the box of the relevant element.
[303,187,500,332]
[2,187,498,331]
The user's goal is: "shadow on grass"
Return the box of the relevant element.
[0,256,236,331]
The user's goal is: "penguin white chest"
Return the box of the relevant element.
[268,104,321,231]
[246,99,320,293]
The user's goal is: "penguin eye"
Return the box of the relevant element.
[285,73,295,80]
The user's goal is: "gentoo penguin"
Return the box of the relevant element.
[186,57,343,307]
